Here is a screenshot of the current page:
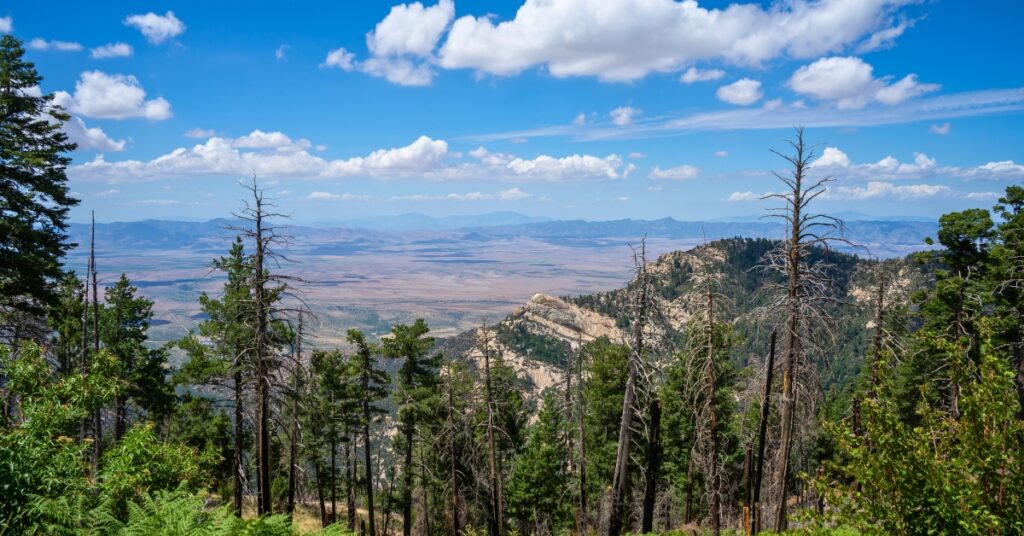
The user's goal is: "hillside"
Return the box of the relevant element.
[439,237,924,402]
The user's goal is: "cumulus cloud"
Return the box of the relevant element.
[789,56,938,109]
[325,0,454,86]
[55,71,171,120]
[680,67,725,84]
[432,0,912,82]
[28,38,83,52]
[62,116,127,152]
[90,43,133,58]
[717,78,762,105]
[0,17,11,33]
[124,11,186,44]
[610,106,641,126]
[70,131,628,183]
[810,147,1024,182]
[827,181,951,200]
[648,165,700,180]
[322,47,356,70]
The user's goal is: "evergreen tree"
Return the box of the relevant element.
[348,329,390,536]
[48,271,85,376]
[0,35,79,323]
[100,273,172,439]
[175,237,255,516]
[381,318,440,536]
[506,392,571,535]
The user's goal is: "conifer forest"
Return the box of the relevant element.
[2,7,1024,536]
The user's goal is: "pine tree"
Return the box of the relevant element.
[381,318,440,536]
[0,35,79,325]
[348,329,390,536]
[175,237,255,516]
[100,274,172,439]
[506,392,570,535]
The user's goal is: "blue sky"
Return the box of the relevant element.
[5,0,1023,223]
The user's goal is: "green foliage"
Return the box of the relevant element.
[495,320,570,367]
[810,329,1024,535]
[506,392,572,534]
[580,336,629,497]
[0,35,79,317]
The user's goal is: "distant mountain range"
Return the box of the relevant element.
[67,213,938,258]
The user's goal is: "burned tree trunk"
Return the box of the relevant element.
[640,399,662,533]
[752,332,776,535]
[608,241,651,536]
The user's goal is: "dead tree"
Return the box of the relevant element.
[576,338,589,536]
[229,178,308,515]
[90,212,103,465]
[760,128,844,531]
[480,326,505,536]
[751,332,776,534]
[287,313,305,514]
[640,399,662,533]
[607,240,653,536]
[448,371,461,536]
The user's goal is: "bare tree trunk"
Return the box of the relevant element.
[234,369,244,517]
[703,286,722,536]
[90,212,103,464]
[752,332,776,534]
[684,459,693,525]
[482,329,504,536]
[577,341,588,536]
[332,430,338,524]
[608,242,650,536]
[348,439,357,530]
[315,460,328,526]
[287,315,303,515]
[449,381,461,536]
[403,416,415,536]
[383,459,397,536]
[362,352,378,536]
[641,399,662,533]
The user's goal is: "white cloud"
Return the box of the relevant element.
[827,181,951,200]
[124,11,185,44]
[309,191,369,201]
[472,87,1024,142]
[90,43,132,58]
[139,199,179,205]
[680,67,725,84]
[788,56,938,109]
[56,71,171,120]
[368,0,454,57]
[714,150,728,158]
[857,19,912,52]
[810,147,1024,182]
[435,0,912,82]
[62,116,127,152]
[0,17,11,33]
[28,38,83,52]
[395,187,533,201]
[610,106,640,126]
[94,189,120,197]
[728,191,763,202]
[322,47,356,70]
[628,152,646,159]
[275,45,288,61]
[875,74,940,105]
[573,113,587,126]
[331,0,455,86]
[360,56,435,86]
[648,164,699,180]
[184,128,216,138]
[929,122,951,135]
[717,78,762,105]
[70,130,637,184]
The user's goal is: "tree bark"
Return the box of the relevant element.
[449,381,461,536]
[482,331,504,536]
[577,342,588,536]
[91,212,103,464]
[641,399,662,533]
[234,369,244,517]
[403,415,415,536]
[362,351,377,536]
[608,245,649,536]
[705,289,721,536]
[753,332,776,534]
